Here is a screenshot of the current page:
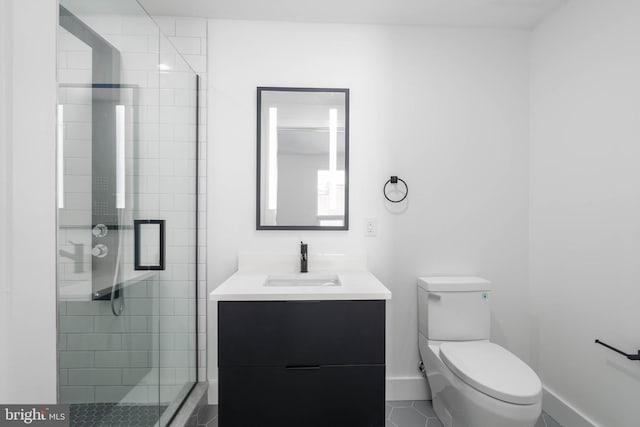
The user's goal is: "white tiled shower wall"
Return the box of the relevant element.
[57,14,207,403]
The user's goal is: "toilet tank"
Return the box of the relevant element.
[417,276,492,341]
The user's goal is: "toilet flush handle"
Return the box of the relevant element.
[427,292,442,301]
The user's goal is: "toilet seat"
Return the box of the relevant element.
[439,341,542,405]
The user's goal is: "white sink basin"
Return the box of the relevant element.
[264,273,341,287]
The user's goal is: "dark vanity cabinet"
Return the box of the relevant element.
[218,300,386,427]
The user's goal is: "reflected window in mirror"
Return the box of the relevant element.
[257,87,349,230]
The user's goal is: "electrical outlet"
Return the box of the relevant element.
[365,217,377,237]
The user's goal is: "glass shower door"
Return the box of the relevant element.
[57,6,164,422]
[57,1,198,425]
[156,34,199,426]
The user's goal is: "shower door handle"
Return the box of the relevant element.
[134,219,165,270]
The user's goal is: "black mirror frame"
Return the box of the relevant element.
[256,87,350,231]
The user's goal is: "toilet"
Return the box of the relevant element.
[417,277,542,427]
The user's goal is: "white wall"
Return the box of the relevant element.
[207,19,531,400]
[0,0,58,403]
[0,0,12,402]
[530,1,640,426]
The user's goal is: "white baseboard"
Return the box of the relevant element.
[542,386,599,427]
[208,376,430,404]
[386,376,430,401]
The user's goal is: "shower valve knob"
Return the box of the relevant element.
[92,224,108,238]
[92,244,109,258]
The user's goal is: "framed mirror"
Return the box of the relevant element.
[257,87,349,230]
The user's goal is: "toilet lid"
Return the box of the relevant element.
[439,341,542,405]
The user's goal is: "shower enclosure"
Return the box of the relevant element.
[56,1,198,425]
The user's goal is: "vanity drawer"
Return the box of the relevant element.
[218,300,385,366]
[219,365,385,427]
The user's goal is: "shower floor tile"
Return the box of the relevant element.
[70,403,167,427]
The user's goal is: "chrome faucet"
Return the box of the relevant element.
[300,241,308,273]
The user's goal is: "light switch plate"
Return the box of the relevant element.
[365,217,377,237]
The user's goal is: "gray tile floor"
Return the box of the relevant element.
[193,400,562,427]
[385,400,562,427]
[194,404,217,427]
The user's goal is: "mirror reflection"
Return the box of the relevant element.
[257,87,349,230]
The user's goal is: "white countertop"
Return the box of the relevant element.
[209,271,392,301]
